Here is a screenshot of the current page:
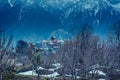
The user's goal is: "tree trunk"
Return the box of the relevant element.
[0,73,2,80]
[62,67,66,80]
[62,74,66,80]
[0,69,2,80]
[37,73,40,80]
[85,70,88,79]
[106,68,110,80]
[74,68,77,80]
[106,73,109,80]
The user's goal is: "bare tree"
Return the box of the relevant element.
[56,24,95,80]
[102,20,120,80]
[76,24,93,79]
[0,27,15,80]
[16,40,42,80]
[16,40,31,68]
[27,43,42,80]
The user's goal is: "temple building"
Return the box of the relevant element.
[36,36,64,55]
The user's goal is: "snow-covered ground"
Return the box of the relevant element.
[38,63,61,72]
[38,66,44,70]
[41,72,59,77]
[65,74,81,79]
[19,63,106,79]
[52,63,62,69]
[98,79,105,80]
[19,70,37,76]
[19,70,59,77]
[19,63,61,77]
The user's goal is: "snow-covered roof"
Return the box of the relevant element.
[48,42,54,45]
[58,39,64,43]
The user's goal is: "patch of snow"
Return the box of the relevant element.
[47,69,55,72]
[36,67,55,72]
[58,39,64,43]
[19,70,59,77]
[98,79,105,80]
[8,0,14,7]
[112,3,120,9]
[48,42,54,45]
[15,63,23,67]
[38,67,44,70]
[42,40,48,43]
[89,70,106,76]
[65,74,81,79]
[95,5,99,16]
[26,0,34,5]
[52,63,60,67]
[19,70,37,76]
[41,72,59,77]
[115,69,120,72]
[52,63,62,69]
[91,64,100,69]
[41,48,49,50]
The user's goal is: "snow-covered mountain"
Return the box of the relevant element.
[0,0,120,41]
[3,0,120,24]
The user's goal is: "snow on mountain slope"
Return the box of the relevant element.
[1,0,120,41]
[5,0,120,16]
[3,0,120,27]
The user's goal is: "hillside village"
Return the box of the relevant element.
[36,36,64,55]
[1,25,120,80]
[0,26,120,80]
[0,0,120,80]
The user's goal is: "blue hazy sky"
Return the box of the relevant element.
[0,0,120,42]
